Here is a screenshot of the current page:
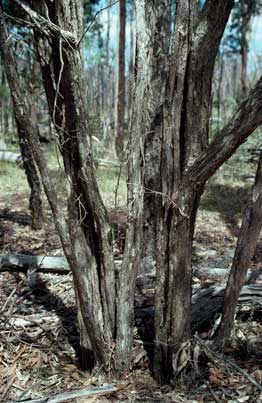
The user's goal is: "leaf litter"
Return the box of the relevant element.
[0,191,261,402]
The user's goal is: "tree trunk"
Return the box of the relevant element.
[16,123,44,230]
[213,153,262,349]
[1,71,9,135]
[30,42,41,128]
[127,1,134,125]
[217,53,224,130]
[33,0,117,368]
[138,0,234,382]
[1,42,43,230]
[115,0,126,159]
[103,0,112,147]
[240,0,252,97]
[0,1,116,371]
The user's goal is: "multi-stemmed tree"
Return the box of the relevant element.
[1,0,262,384]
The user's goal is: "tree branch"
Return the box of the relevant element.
[15,0,77,47]
[179,0,233,169]
[186,75,262,186]
[193,0,234,61]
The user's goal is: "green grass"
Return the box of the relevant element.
[199,128,261,225]
[0,161,29,197]
[1,126,260,213]
[96,167,126,208]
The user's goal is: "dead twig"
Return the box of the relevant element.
[195,335,262,392]
[205,381,220,403]
[77,0,119,46]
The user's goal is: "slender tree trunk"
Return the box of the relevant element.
[33,0,116,368]
[103,0,112,147]
[115,0,126,159]
[217,53,224,131]
[240,0,252,97]
[0,1,116,370]
[127,1,134,125]
[16,123,44,230]
[2,71,9,133]
[114,0,172,371]
[30,42,41,128]
[0,36,43,230]
[0,70,7,147]
[213,153,262,349]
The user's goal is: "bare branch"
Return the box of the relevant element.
[77,0,119,47]
[186,75,262,186]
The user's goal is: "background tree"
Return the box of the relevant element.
[115,0,126,158]
[0,2,44,229]
[224,0,262,96]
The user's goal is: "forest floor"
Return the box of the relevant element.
[0,138,261,403]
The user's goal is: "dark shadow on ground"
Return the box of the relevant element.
[0,208,31,226]
[200,183,250,237]
[11,270,90,370]
[30,275,97,370]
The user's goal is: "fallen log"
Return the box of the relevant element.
[0,150,21,164]
[0,254,123,275]
[0,254,70,274]
[191,284,262,331]
[194,266,262,283]
[135,284,262,334]
[1,254,261,333]
[1,254,261,284]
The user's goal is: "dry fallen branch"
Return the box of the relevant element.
[0,151,21,164]
[0,254,70,274]
[195,335,262,392]
[4,384,117,403]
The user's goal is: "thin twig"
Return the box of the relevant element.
[143,186,189,218]
[52,37,64,129]
[205,381,220,403]
[0,281,22,313]
[77,0,119,46]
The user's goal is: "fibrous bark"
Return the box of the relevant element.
[0,1,115,370]
[135,0,234,382]
[32,0,116,368]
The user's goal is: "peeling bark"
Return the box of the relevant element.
[0,2,115,371]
